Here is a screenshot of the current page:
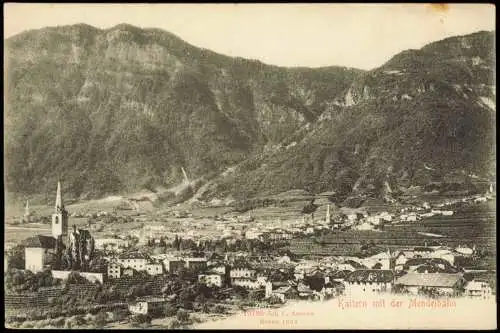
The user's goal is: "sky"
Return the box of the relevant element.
[3,3,496,70]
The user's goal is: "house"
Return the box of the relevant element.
[244,229,262,240]
[129,297,168,315]
[328,270,352,282]
[405,258,450,273]
[354,222,374,231]
[394,273,465,296]
[297,283,316,299]
[122,268,136,277]
[366,215,382,225]
[230,267,256,279]
[362,251,392,270]
[429,249,456,266]
[209,264,229,276]
[346,213,358,222]
[146,262,164,276]
[117,252,149,271]
[270,286,296,303]
[184,257,207,271]
[414,247,434,257]
[107,260,122,279]
[379,212,393,222]
[455,245,473,256]
[277,255,292,264]
[336,263,357,272]
[232,276,267,289]
[344,270,394,295]
[95,238,129,251]
[266,282,300,303]
[24,235,58,273]
[322,280,344,298]
[163,257,185,273]
[401,213,418,222]
[464,280,493,299]
[198,274,224,287]
[394,251,414,269]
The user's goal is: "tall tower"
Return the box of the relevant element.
[52,181,68,239]
[25,200,30,216]
[325,204,331,224]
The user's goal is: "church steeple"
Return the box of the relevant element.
[52,181,68,239]
[25,200,30,216]
[55,181,64,213]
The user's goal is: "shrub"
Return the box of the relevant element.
[176,309,190,323]
[213,305,226,314]
[267,295,283,305]
[74,314,86,326]
[112,308,129,322]
[94,311,108,328]
[130,314,152,328]
[163,304,178,317]
[169,319,182,329]
[50,317,66,328]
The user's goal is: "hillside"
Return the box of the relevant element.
[4,23,362,201]
[204,31,496,202]
[4,25,495,203]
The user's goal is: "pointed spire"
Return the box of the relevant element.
[55,181,64,213]
[326,204,331,223]
[181,167,189,184]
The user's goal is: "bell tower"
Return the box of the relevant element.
[52,181,68,239]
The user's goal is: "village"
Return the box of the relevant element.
[4,181,496,329]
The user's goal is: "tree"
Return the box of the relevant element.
[163,303,178,317]
[7,245,25,270]
[268,295,283,305]
[131,314,152,328]
[214,305,226,314]
[94,311,107,328]
[195,293,206,304]
[169,319,182,329]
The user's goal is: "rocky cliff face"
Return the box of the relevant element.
[206,31,496,201]
[4,25,495,202]
[5,24,361,198]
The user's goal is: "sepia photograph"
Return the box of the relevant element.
[3,3,496,329]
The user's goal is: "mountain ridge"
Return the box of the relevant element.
[4,24,495,204]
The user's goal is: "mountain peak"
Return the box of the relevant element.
[106,23,143,32]
[4,28,495,201]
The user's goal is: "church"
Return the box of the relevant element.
[24,181,95,272]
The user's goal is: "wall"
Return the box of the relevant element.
[25,248,44,272]
[344,282,392,295]
[129,302,148,315]
[118,258,147,270]
[51,270,104,283]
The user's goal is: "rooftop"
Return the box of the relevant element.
[134,296,168,303]
[345,270,395,283]
[395,273,464,288]
[118,252,149,259]
[184,257,207,262]
[23,235,56,249]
